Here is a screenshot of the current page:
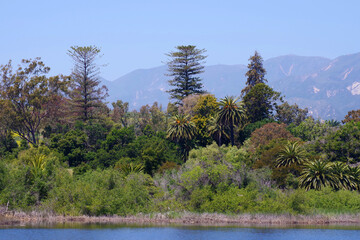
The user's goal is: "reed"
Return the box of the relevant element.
[1,209,360,226]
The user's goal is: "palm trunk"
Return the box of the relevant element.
[230,124,234,146]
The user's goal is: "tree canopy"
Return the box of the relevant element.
[243,83,282,123]
[0,58,69,145]
[275,102,308,126]
[166,45,207,104]
[0,46,360,218]
[343,109,360,123]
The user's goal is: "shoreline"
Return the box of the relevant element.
[1,211,360,227]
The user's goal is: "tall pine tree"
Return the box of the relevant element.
[68,46,108,122]
[166,45,207,105]
[241,51,267,96]
[241,51,282,123]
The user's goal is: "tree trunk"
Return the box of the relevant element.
[230,124,234,146]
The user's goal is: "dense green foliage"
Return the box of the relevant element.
[275,102,308,126]
[243,83,282,123]
[1,144,359,216]
[288,117,334,141]
[0,49,359,217]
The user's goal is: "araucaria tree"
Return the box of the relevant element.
[241,51,267,96]
[68,46,107,121]
[166,45,207,105]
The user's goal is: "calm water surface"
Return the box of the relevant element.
[1,225,360,240]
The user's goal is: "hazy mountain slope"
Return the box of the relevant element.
[105,66,168,108]
[102,53,360,120]
[264,53,360,119]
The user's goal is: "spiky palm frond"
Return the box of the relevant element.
[208,115,229,146]
[166,114,196,143]
[345,165,360,190]
[299,159,337,190]
[325,119,341,127]
[330,162,354,190]
[217,96,246,127]
[217,96,246,145]
[115,162,144,177]
[276,141,307,168]
[167,114,196,162]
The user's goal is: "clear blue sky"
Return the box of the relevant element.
[1,0,359,80]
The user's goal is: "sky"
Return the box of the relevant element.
[1,0,359,80]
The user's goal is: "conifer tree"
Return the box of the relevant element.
[68,46,107,121]
[241,51,267,96]
[166,45,207,105]
[243,83,282,123]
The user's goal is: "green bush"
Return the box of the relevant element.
[43,169,156,216]
[0,147,62,209]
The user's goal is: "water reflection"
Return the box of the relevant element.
[0,225,360,240]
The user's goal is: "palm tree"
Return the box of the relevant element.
[325,119,341,127]
[347,165,360,190]
[330,162,353,190]
[115,162,144,178]
[276,141,307,168]
[208,115,229,146]
[217,96,246,146]
[167,114,196,142]
[167,114,196,161]
[299,159,337,190]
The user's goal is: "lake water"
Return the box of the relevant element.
[1,225,360,240]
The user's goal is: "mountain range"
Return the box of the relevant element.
[101,53,360,120]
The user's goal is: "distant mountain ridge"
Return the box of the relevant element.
[102,53,360,120]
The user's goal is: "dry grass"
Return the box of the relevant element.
[1,208,360,227]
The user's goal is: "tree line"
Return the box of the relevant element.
[0,45,359,215]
